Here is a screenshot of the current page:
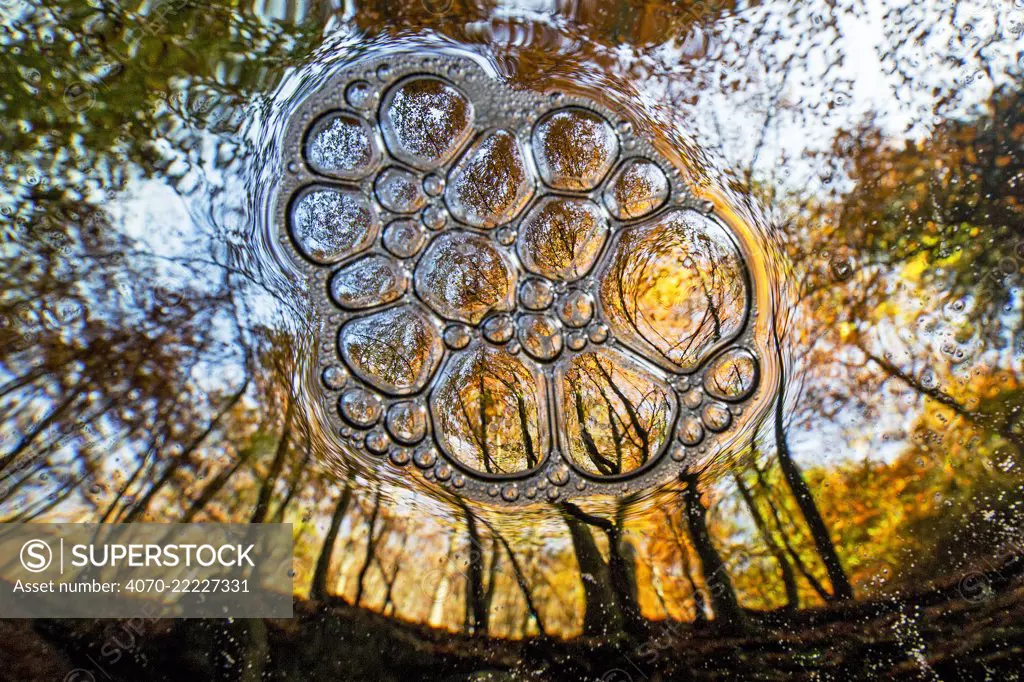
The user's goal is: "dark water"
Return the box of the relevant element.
[1,0,1023,677]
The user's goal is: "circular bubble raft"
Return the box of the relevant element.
[275,53,771,505]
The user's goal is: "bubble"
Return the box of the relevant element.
[345,80,375,110]
[531,107,619,190]
[518,314,563,361]
[322,365,350,390]
[443,323,472,350]
[423,173,445,196]
[430,343,548,475]
[386,401,428,444]
[413,446,438,469]
[375,167,427,214]
[703,347,759,401]
[588,323,609,344]
[304,112,378,179]
[421,205,448,231]
[676,415,704,445]
[682,389,703,409]
[390,447,412,466]
[557,290,594,328]
[338,304,444,394]
[380,76,474,169]
[701,402,732,432]
[329,255,407,309]
[566,331,587,351]
[603,158,669,220]
[289,185,378,264]
[365,429,390,454]
[830,255,855,281]
[516,196,608,282]
[519,277,554,310]
[599,209,747,372]
[446,129,535,228]
[280,54,767,505]
[382,219,427,258]
[548,464,570,486]
[340,388,382,427]
[415,231,516,324]
[496,226,517,245]
[483,314,515,344]
[435,462,453,481]
[557,348,675,476]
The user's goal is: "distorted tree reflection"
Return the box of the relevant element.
[432,345,544,475]
[3,0,1024,677]
[562,351,672,475]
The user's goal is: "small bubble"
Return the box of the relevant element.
[519,277,554,310]
[345,80,374,110]
[365,429,389,454]
[444,324,472,350]
[701,402,732,432]
[496,226,517,245]
[421,205,448,230]
[566,331,587,351]
[322,365,349,390]
[483,314,515,344]
[548,464,570,486]
[390,448,412,466]
[413,446,437,469]
[423,173,445,196]
[682,389,703,409]
[588,323,609,344]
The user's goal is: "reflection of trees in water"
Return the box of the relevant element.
[519,198,605,280]
[418,234,514,323]
[435,347,540,474]
[603,221,743,371]
[564,352,670,475]
[2,0,1024,676]
[450,132,528,224]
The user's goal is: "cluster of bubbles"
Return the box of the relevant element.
[280,56,763,503]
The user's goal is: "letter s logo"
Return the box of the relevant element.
[20,539,52,573]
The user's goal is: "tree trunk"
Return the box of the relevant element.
[774,324,854,601]
[311,475,354,600]
[560,506,623,636]
[250,387,296,524]
[610,499,644,633]
[750,458,834,603]
[462,503,488,634]
[475,515,546,635]
[353,489,381,607]
[680,474,748,633]
[734,471,799,609]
